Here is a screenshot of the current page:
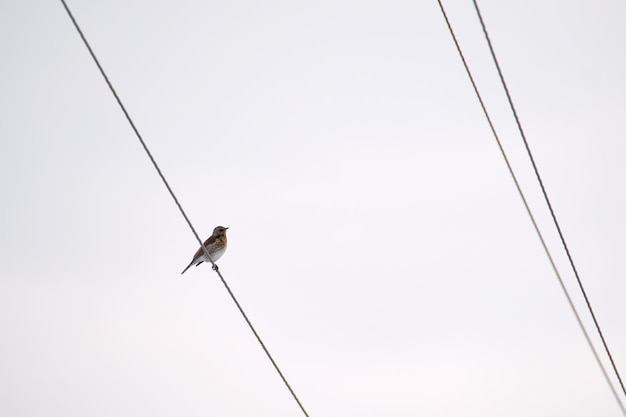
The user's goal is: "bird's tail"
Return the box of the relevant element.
[181,261,193,275]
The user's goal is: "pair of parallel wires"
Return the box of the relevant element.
[59,0,624,415]
[437,0,626,415]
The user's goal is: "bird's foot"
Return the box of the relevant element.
[212,264,219,271]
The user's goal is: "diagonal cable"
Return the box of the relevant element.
[58,1,310,415]
[471,0,626,402]
[435,0,626,414]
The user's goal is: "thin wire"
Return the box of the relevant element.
[58,1,310,415]
[470,0,626,403]
[435,1,626,415]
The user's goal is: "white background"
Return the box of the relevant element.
[1,0,625,415]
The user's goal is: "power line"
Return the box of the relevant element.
[470,0,626,403]
[58,1,310,415]
[435,1,626,415]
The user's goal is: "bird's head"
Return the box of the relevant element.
[213,226,229,236]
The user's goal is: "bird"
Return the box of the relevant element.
[181,226,228,274]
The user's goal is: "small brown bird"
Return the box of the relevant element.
[181,226,228,274]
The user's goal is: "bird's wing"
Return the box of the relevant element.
[181,235,217,275]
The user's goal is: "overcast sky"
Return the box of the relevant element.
[1,0,626,416]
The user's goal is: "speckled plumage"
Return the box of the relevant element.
[181,226,228,274]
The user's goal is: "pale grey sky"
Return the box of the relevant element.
[1,0,625,416]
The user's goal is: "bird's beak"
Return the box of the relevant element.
[225,227,229,230]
